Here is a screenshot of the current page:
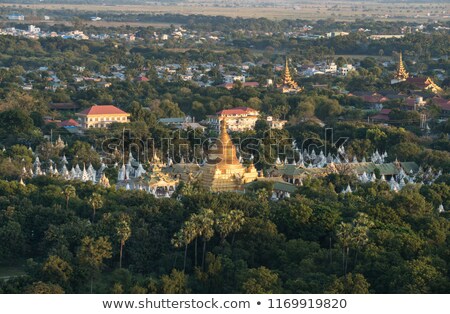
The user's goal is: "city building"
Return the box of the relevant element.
[208,107,260,132]
[266,116,287,129]
[8,14,24,21]
[76,105,130,129]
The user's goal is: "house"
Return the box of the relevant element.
[266,116,287,130]
[370,109,392,123]
[208,107,260,132]
[57,119,80,128]
[76,105,130,129]
[338,64,355,76]
[218,82,259,90]
[8,14,24,21]
[429,97,450,116]
[49,103,80,111]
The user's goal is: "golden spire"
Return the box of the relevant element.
[282,57,299,88]
[208,118,240,166]
[395,52,409,80]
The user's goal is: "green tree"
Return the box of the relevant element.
[161,269,190,293]
[116,213,132,269]
[88,192,104,222]
[62,185,76,210]
[77,236,112,293]
[242,266,281,294]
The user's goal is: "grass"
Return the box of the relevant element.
[0,1,449,22]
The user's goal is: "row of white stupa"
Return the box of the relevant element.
[343,166,443,194]
[29,153,149,183]
[273,145,388,168]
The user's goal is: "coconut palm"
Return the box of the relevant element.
[88,192,104,222]
[116,213,131,268]
[62,185,76,210]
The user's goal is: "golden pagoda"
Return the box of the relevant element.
[394,52,409,81]
[199,119,258,192]
[98,173,110,188]
[279,58,303,93]
[424,77,443,94]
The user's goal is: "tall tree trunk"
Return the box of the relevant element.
[194,238,198,268]
[183,244,188,272]
[329,235,332,268]
[66,197,69,210]
[344,247,349,275]
[354,248,359,267]
[119,242,123,268]
[92,208,96,222]
[202,239,207,270]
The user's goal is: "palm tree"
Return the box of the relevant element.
[336,222,352,275]
[88,192,104,222]
[62,185,76,210]
[215,209,245,245]
[171,221,196,272]
[116,213,131,269]
[194,209,214,270]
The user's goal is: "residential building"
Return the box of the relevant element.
[76,105,130,129]
[266,116,287,129]
[208,107,260,132]
[8,14,24,21]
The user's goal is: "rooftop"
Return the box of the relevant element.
[77,105,129,116]
[216,106,259,115]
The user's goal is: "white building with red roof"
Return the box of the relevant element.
[208,107,260,132]
[76,105,130,129]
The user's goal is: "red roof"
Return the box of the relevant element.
[360,95,389,103]
[218,82,259,90]
[57,119,80,127]
[49,102,80,110]
[136,76,149,82]
[371,108,391,121]
[430,97,450,111]
[216,106,259,115]
[406,77,430,89]
[77,105,128,115]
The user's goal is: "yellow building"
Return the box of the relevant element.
[76,105,130,129]
[208,107,260,132]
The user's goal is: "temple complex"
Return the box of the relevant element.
[391,52,442,93]
[278,58,303,93]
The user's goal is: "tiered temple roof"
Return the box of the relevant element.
[279,58,303,93]
[394,52,409,81]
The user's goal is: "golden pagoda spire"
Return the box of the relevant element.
[217,118,240,166]
[282,57,299,88]
[395,52,409,80]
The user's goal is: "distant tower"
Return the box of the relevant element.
[279,57,303,93]
[395,52,409,81]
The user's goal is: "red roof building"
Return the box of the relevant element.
[57,119,80,128]
[370,109,392,122]
[76,105,130,129]
[208,107,260,132]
